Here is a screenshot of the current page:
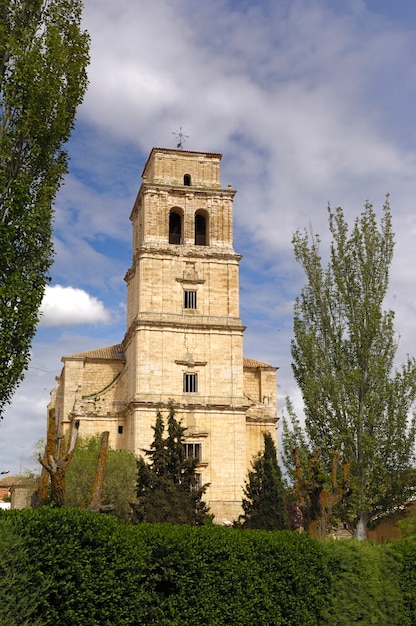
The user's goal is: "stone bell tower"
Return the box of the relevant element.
[124,148,249,521]
[48,146,277,524]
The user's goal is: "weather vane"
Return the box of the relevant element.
[172,126,189,150]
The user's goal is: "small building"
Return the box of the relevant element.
[366,501,416,541]
[47,147,278,523]
[0,474,17,507]
[10,480,38,510]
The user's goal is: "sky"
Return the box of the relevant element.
[1,0,416,475]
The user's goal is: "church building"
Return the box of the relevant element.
[48,147,278,523]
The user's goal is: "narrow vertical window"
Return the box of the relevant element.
[184,372,198,393]
[118,426,123,435]
[184,443,201,461]
[169,211,182,244]
[184,290,197,309]
[195,213,207,245]
[184,174,191,186]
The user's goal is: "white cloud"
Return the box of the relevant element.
[3,0,416,475]
[40,285,111,327]
[76,0,416,260]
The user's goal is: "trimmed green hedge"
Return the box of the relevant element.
[321,540,408,625]
[136,524,329,625]
[390,538,416,625]
[1,508,414,625]
[1,508,153,625]
[0,513,48,626]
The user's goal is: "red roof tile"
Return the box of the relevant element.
[64,344,125,361]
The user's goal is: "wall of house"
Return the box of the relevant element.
[366,504,416,541]
[50,353,127,449]
[11,481,37,509]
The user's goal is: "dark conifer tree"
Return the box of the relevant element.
[133,403,211,525]
[149,409,169,476]
[240,432,289,530]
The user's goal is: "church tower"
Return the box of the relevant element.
[124,148,248,521]
[48,147,278,524]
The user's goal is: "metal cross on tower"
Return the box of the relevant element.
[172,126,189,150]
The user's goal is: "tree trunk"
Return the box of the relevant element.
[89,431,110,512]
[38,419,79,507]
[354,511,369,540]
[50,467,66,507]
[33,408,57,506]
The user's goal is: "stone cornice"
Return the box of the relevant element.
[130,182,236,221]
[126,399,250,413]
[175,359,207,367]
[177,267,205,285]
[245,415,279,424]
[134,245,240,259]
[184,429,208,437]
[140,181,236,198]
[125,246,241,282]
[122,313,245,347]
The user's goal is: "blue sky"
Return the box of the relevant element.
[1,0,416,474]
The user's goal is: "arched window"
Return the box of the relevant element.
[184,174,191,186]
[169,211,182,244]
[195,211,208,246]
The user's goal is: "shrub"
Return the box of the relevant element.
[391,538,416,624]
[0,511,49,625]
[131,525,330,625]
[5,508,154,625]
[321,539,408,625]
[5,508,414,625]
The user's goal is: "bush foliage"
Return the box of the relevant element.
[66,434,137,520]
[322,540,407,625]
[0,513,48,625]
[390,538,416,625]
[1,508,415,625]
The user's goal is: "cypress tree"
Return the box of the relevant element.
[240,432,289,530]
[133,403,211,525]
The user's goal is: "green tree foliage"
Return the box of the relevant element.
[133,403,211,525]
[65,435,137,520]
[283,199,416,540]
[239,431,289,530]
[0,0,89,417]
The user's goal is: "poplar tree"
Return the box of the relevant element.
[133,404,211,525]
[0,0,89,418]
[283,199,416,540]
[240,432,289,530]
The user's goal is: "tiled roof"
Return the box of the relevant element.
[64,346,271,368]
[65,344,125,361]
[243,356,274,369]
